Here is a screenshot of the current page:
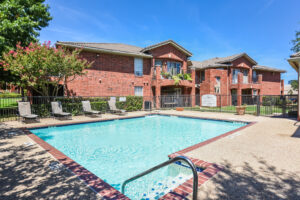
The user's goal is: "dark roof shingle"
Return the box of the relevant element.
[253,65,286,73]
[190,53,285,73]
[56,41,152,57]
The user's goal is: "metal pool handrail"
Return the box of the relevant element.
[121,156,198,200]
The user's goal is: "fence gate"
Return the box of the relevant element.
[259,95,298,118]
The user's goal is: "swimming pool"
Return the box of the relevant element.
[30,115,247,199]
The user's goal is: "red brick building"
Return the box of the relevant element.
[56,40,285,107]
[191,53,286,106]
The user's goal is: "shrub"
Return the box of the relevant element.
[116,96,143,111]
[0,92,21,98]
[31,104,51,117]
[30,97,109,116]
[91,101,108,112]
[262,96,283,106]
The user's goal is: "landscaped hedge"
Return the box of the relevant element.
[0,92,21,98]
[31,97,109,117]
[116,96,143,111]
[0,95,144,121]
[262,96,283,106]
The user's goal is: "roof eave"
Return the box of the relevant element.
[288,57,300,72]
[56,42,153,58]
[253,66,286,73]
[191,64,232,70]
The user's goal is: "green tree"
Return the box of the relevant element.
[291,30,300,53]
[290,80,298,91]
[0,0,52,83]
[1,42,93,96]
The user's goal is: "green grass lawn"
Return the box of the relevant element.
[0,98,21,108]
[185,104,296,116]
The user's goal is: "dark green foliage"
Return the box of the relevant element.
[30,97,109,117]
[0,0,52,55]
[262,96,283,106]
[116,96,143,111]
[291,30,300,53]
[0,0,52,83]
[31,104,51,117]
[290,80,298,91]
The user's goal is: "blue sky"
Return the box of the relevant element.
[39,0,300,82]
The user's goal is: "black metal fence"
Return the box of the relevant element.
[0,96,149,122]
[157,94,298,117]
[0,94,298,122]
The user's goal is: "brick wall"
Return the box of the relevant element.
[257,70,282,95]
[66,51,152,97]
[148,44,188,72]
[197,56,283,106]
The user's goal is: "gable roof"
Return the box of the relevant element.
[56,41,152,58]
[141,40,193,57]
[190,53,285,73]
[189,53,256,69]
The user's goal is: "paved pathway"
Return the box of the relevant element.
[1,111,300,199]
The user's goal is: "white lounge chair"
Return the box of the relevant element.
[18,102,39,123]
[108,98,127,116]
[82,101,101,117]
[51,101,72,120]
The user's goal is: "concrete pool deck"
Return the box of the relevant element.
[1,110,300,199]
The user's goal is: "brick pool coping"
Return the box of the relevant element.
[23,113,255,200]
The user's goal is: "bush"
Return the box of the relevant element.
[262,96,283,106]
[116,96,143,111]
[91,101,108,112]
[0,92,21,98]
[32,104,51,117]
[30,97,109,116]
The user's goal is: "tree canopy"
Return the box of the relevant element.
[0,0,52,83]
[1,42,93,96]
[290,80,298,91]
[291,30,300,53]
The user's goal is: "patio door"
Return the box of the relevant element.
[231,89,237,106]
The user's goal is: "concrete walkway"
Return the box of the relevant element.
[1,111,300,199]
[159,110,300,199]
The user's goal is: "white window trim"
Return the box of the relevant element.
[134,86,143,96]
[134,57,143,76]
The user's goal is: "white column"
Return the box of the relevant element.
[298,65,300,120]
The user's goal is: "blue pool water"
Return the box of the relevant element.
[30,115,246,199]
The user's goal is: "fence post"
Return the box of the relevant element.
[256,95,260,116]
[282,95,286,117]
[219,95,222,112]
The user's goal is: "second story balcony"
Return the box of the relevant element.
[151,65,194,88]
[230,72,262,89]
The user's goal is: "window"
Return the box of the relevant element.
[167,61,182,76]
[134,86,143,96]
[232,69,240,84]
[215,76,221,94]
[200,71,205,83]
[243,69,248,83]
[252,70,257,83]
[155,60,162,66]
[134,58,143,76]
